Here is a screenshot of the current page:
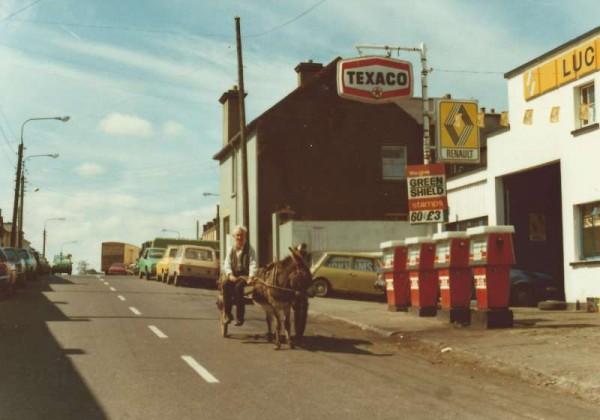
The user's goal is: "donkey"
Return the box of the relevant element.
[251,244,312,349]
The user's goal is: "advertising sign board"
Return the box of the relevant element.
[435,99,480,164]
[406,164,448,224]
[337,56,413,103]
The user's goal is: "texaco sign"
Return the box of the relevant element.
[337,56,413,104]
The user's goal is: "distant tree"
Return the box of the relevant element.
[77,260,90,274]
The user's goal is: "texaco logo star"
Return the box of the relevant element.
[371,87,383,99]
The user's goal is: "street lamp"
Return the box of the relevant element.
[60,240,77,257]
[161,228,181,239]
[11,116,70,246]
[202,192,219,197]
[43,217,65,258]
[18,153,60,247]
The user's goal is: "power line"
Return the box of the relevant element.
[245,0,328,38]
[431,67,504,75]
[0,0,44,24]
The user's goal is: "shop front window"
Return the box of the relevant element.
[581,201,600,259]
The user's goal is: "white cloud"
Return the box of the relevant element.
[162,120,186,138]
[98,113,154,137]
[74,162,104,176]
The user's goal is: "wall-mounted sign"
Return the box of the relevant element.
[435,99,480,164]
[406,163,448,224]
[523,37,599,101]
[337,56,413,104]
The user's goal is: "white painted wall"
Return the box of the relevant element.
[275,220,432,265]
[485,50,600,304]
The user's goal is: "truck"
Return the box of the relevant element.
[138,238,219,280]
[101,242,141,275]
[52,254,73,275]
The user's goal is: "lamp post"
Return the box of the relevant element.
[18,154,59,247]
[60,240,77,257]
[11,116,70,246]
[202,192,219,197]
[43,217,65,258]
[161,229,180,239]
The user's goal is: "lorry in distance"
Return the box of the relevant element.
[101,242,141,275]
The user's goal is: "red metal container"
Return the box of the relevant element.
[405,236,437,316]
[380,240,410,311]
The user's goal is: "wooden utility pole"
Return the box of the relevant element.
[235,16,250,231]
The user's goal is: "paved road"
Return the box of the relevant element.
[0,274,597,420]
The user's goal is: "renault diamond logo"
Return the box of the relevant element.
[444,104,474,146]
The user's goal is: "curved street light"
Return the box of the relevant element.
[43,217,66,258]
[19,153,60,247]
[202,192,219,197]
[11,116,70,246]
[161,228,181,239]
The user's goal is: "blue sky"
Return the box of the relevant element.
[0,0,597,269]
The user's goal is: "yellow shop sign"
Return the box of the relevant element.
[523,38,599,100]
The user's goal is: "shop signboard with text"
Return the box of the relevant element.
[407,164,448,224]
[337,56,413,104]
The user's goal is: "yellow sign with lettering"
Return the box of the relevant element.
[523,37,600,100]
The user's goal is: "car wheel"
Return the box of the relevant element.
[145,271,151,280]
[538,300,567,310]
[510,284,534,307]
[312,278,330,297]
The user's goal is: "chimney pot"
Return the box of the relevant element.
[295,60,323,87]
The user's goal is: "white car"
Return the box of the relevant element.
[167,245,219,288]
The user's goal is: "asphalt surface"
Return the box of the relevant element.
[308,294,600,403]
[0,274,598,420]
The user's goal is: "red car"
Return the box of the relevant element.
[108,263,129,275]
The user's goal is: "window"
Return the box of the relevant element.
[577,83,596,128]
[382,145,407,180]
[324,256,351,270]
[353,257,375,272]
[581,201,600,259]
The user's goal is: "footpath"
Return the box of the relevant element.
[308,297,600,403]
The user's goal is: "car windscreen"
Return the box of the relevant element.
[149,251,164,258]
[17,249,30,259]
[4,248,19,262]
[184,249,213,261]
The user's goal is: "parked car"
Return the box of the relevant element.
[108,263,129,276]
[0,248,17,299]
[1,247,26,286]
[52,254,73,275]
[156,245,179,283]
[509,268,559,307]
[37,256,52,276]
[167,245,219,288]
[16,248,37,282]
[310,251,384,298]
[138,247,165,280]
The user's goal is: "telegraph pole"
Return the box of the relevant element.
[235,16,250,231]
[10,143,23,247]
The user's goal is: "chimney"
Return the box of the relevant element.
[294,59,323,87]
[443,93,452,99]
[480,107,486,114]
[219,85,247,146]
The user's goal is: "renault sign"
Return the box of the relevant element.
[435,99,480,164]
[337,56,413,103]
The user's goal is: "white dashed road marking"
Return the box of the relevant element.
[181,356,219,383]
[118,295,126,301]
[110,287,116,292]
[129,307,142,316]
[148,325,168,338]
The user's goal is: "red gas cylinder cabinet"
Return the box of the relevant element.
[379,240,410,312]
[405,236,437,317]
[466,225,516,329]
[432,231,471,325]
